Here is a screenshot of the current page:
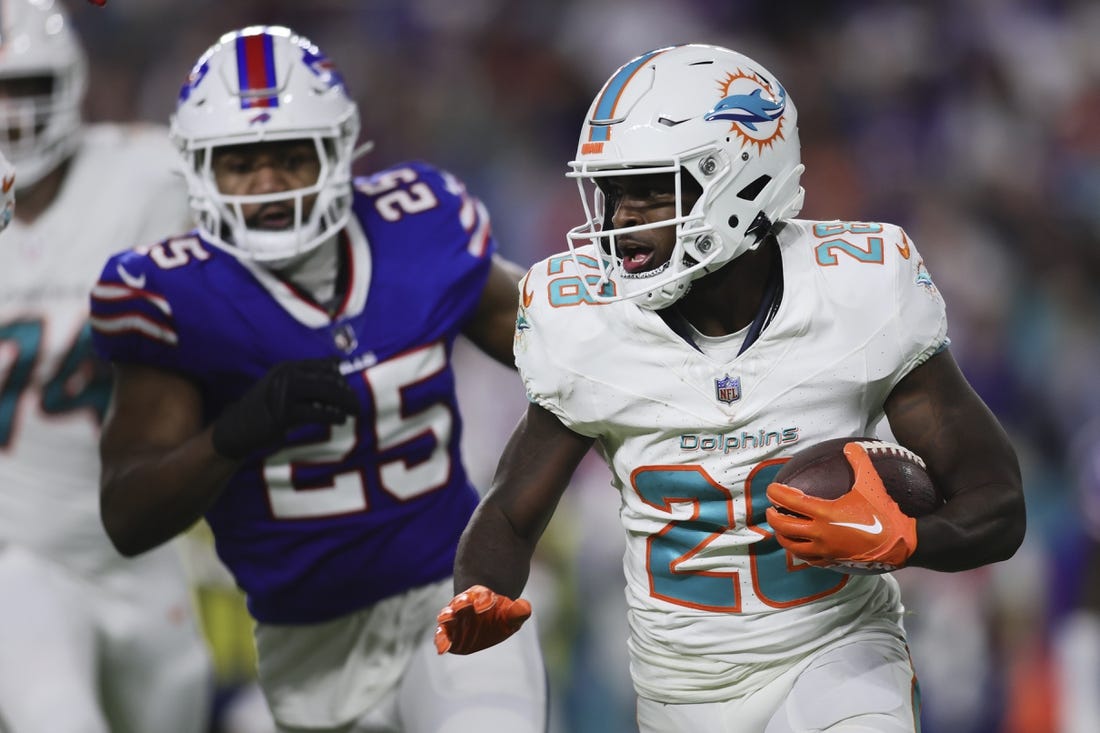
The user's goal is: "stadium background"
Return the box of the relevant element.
[66,1,1100,731]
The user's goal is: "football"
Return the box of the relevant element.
[773,436,941,517]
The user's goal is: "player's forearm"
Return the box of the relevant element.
[100,427,238,557]
[452,402,589,596]
[884,349,1026,571]
[908,476,1025,571]
[453,501,537,598]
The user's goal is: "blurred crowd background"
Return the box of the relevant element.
[65,0,1100,731]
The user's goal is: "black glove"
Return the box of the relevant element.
[211,358,359,460]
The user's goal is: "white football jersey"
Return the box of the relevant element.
[516,219,948,704]
[0,123,193,578]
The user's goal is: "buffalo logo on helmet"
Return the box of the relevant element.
[301,47,346,91]
[704,70,788,154]
[178,61,211,104]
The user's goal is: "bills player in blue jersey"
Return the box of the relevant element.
[436,44,1025,732]
[90,26,546,733]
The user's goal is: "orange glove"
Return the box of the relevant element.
[434,585,532,655]
[765,442,918,573]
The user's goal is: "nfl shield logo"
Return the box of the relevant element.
[332,323,358,354]
[715,374,742,405]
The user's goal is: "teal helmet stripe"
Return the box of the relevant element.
[587,47,672,142]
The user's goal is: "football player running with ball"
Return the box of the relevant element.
[90,26,546,733]
[437,44,1024,732]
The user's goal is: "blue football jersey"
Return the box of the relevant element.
[90,162,496,624]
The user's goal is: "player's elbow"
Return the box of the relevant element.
[100,483,157,557]
[108,535,148,559]
[101,509,146,558]
[994,490,1027,563]
[992,458,1027,562]
[969,479,1027,567]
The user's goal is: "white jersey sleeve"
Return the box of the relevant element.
[797,219,948,412]
[514,250,612,437]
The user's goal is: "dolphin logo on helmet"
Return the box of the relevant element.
[705,86,787,131]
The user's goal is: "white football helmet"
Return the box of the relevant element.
[567,44,804,310]
[171,26,364,262]
[0,0,87,190]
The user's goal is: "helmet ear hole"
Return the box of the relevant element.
[737,175,771,201]
[728,215,739,229]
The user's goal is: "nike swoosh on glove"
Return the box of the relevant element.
[764,442,918,572]
[435,585,531,655]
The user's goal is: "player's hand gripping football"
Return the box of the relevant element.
[435,585,531,655]
[765,442,917,572]
[211,358,359,460]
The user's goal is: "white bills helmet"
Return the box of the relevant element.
[0,0,87,189]
[171,26,363,261]
[567,44,804,310]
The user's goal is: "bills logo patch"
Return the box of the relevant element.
[715,374,742,405]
